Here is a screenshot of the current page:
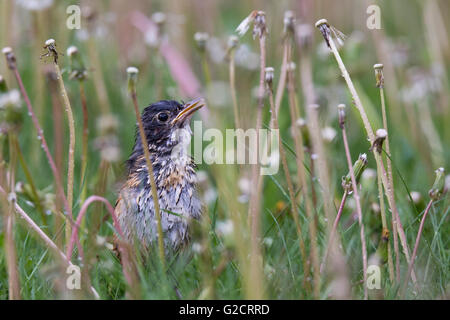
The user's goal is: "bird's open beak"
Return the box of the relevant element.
[171,98,206,124]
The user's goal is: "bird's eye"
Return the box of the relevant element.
[157,112,169,122]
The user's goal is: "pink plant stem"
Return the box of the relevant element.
[0,185,98,298]
[402,199,433,295]
[320,190,348,273]
[67,195,135,290]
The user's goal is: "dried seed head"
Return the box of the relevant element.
[45,38,55,46]
[236,11,256,37]
[227,35,239,50]
[194,32,209,52]
[283,10,295,36]
[66,46,78,56]
[253,11,267,39]
[374,63,385,88]
[42,38,59,64]
[265,67,274,86]
[315,18,331,48]
[376,128,387,138]
[127,66,139,93]
[152,12,166,27]
[429,167,445,200]
[342,153,368,192]
[370,128,388,153]
[236,10,267,39]
[338,103,346,128]
[2,47,12,54]
[296,24,313,49]
[67,46,87,81]
[315,19,346,49]
[2,47,16,69]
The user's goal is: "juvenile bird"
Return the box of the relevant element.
[116,98,205,252]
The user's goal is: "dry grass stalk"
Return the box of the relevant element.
[315,19,417,284]
[127,66,166,268]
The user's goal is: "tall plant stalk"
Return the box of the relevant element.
[339,105,368,300]
[235,10,268,298]
[374,64,395,283]
[127,67,166,269]
[42,39,76,246]
[3,47,79,251]
[315,19,416,284]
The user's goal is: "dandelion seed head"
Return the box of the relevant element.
[66,46,78,57]
[151,12,166,26]
[410,191,422,204]
[2,47,12,55]
[194,32,209,51]
[321,126,336,142]
[126,66,139,75]
[45,38,55,46]
[264,67,274,84]
[16,0,53,11]
[376,128,387,138]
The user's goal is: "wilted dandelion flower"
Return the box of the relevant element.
[235,10,267,39]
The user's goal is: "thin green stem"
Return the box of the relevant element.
[53,63,76,246]
[326,34,416,284]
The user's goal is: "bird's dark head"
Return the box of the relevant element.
[127,98,205,170]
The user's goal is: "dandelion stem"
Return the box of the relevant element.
[67,195,140,299]
[320,190,347,274]
[341,125,368,300]
[130,89,166,269]
[317,21,416,284]
[4,50,79,253]
[53,62,76,247]
[376,161,396,283]
[3,133,21,299]
[0,185,99,299]
[377,83,396,283]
